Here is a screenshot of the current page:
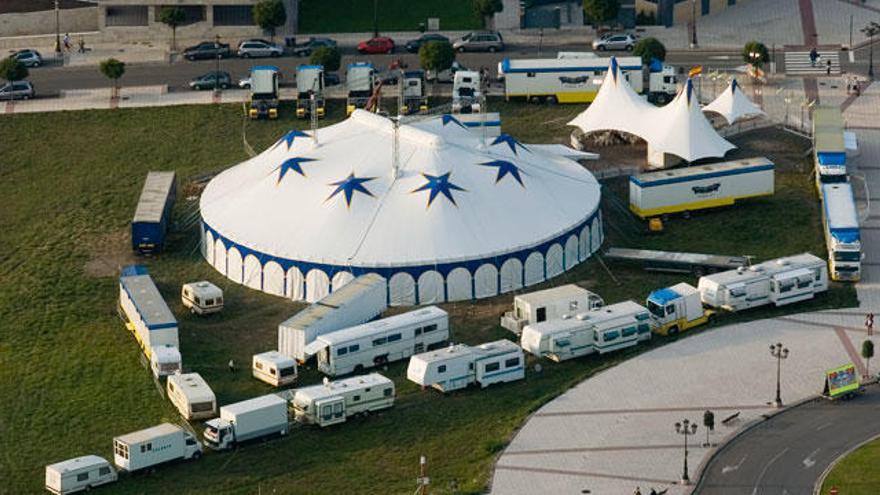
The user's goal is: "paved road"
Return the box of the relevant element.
[696,384,880,494]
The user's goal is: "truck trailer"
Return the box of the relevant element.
[131,171,176,254]
[500,284,604,335]
[813,106,847,186]
[291,373,395,427]
[45,455,117,495]
[248,66,280,119]
[295,64,325,119]
[821,183,862,281]
[406,339,525,392]
[113,423,202,472]
[346,62,376,115]
[118,265,181,376]
[167,372,217,420]
[203,394,289,450]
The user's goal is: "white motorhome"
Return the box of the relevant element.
[310,306,449,376]
[167,373,217,420]
[521,301,652,362]
[698,253,828,311]
[291,373,395,427]
[181,281,224,315]
[406,339,525,392]
[118,265,181,377]
[279,273,387,362]
[252,351,298,387]
[203,394,289,450]
[501,284,604,335]
[45,456,117,495]
[113,423,202,472]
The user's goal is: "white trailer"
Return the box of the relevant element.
[167,373,217,420]
[279,273,387,362]
[291,373,395,427]
[698,253,828,311]
[628,157,775,218]
[252,350,298,387]
[203,394,289,450]
[118,265,181,376]
[45,455,117,495]
[521,301,652,362]
[501,284,604,335]
[181,281,224,315]
[310,306,449,377]
[406,339,525,392]
[112,423,202,472]
[150,344,182,378]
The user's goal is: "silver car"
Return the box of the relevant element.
[237,40,284,58]
[592,33,636,52]
[0,81,35,100]
[453,31,504,53]
[13,49,43,67]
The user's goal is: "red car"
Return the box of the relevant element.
[358,36,395,54]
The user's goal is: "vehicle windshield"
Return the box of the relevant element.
[819,173,848,184]
[646,299,665,318]
[834,251,861,262]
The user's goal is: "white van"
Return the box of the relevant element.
[181,281,224,315]
[167,373,217,420]
[45,455,117,494]
[252,351,298,387]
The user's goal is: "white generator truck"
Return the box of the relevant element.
[501,284,604,335]
[698,253,829,311]
[406,339,525,392]
[295,64,326,119]
[45,456,117,495]
[252,350,299,387]
[248,66,280,120]
[645,282,714,336]
[291,373,395,427]
[167,372,217,420]
[452,70,482,113]
[346,62,376,115]
[521,301,652,362]
[113,423,202,472]
[118,265,181,378]
[203,394,289,450]
[400,70,429,115]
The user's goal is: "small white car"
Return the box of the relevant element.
[237,39,284,58]
[592,33,637,52]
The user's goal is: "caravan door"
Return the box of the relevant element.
[315,397,346,427]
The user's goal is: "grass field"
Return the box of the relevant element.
[0,100,856,495]
[298,0,482,34]
[821,436,880,494]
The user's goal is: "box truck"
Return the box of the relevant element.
[118,265,181,377]
[291,373,395,427]
[167,373,217,420]
[131,171,176,254]
[45,455,117,495]
[646,282,714,336]
[203,394,289,450]
[346,62,375,115]
[113,423,202,472]
[821,183,862,281]
[181,281,224,315]
[252,350,299,387]
[407,339,525,392]
[813,106,847,186]
[500,284,604,335]
[248,66,280,119]
[295,64,325,119]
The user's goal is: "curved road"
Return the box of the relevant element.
[696,384,880,494]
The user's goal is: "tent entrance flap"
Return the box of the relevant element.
[303,340,329,357]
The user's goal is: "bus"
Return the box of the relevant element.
[812,106,847,190]
[821,183,861,281]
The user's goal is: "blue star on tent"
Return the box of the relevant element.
[491,133,528,155]
[441,114,467,129]
[275,129,311,150]
[479,160,524,187]
[412,172,466,207]
[326,173,376,207]
[277,157,317,183]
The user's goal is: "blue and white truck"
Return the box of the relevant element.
[131,171,176,254]
[118,265,181,377]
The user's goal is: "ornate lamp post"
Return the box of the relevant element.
[770,342,790,408]
[675,419,698,484]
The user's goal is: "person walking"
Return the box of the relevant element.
[63,33,71,52]
[826,58,832,76]
[809,47,818,67]
[77,38,86,54]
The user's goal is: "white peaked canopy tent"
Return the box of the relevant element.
[567,57,656,137]
[200,111,604,306]
[703,79,766,125]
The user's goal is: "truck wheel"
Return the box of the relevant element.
[626,45,634,51]
[693,266,705,277]
[458,47,466,53]
[655,93,669,104]
[529,95,543,104]
[545,95,558,105]
[707,314,716,325]
[354,364,364,373]
[488,46,497,53]
[668,326,680,336]
[597,45,606,51]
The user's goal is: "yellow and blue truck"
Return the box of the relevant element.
[248,66,279,120]
[646,282,714,336]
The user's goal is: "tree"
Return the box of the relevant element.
[310,47,341,73]
[253,0,287,41]
[157,6,186,51]
[702,410,715,447]
[742,41,770,68]
[583,0,620,28]
[100,58,125,100]
[633,37,666,64]
[472,0,503,29]
[419,40,455,75]
[863,340,875,378]
[0,57,28,84]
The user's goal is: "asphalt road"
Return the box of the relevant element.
[696,384,880,495]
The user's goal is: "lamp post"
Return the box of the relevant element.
[214,34,221,95]
[675,419,698,485]
[691,0,698,48]
[54,0,61,57]
[861,22,880,80]
[770,342,790,408]
[373,0,379,38]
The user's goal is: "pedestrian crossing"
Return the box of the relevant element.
[785,51,841,76]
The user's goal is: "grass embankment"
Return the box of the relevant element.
[0,100,855,495]
[298,0,481,34]
[822,436,880,494]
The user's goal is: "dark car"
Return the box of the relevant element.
[404,33,450,53]
[182,41,231,61]
[292,37,337,57]
[189,71,232,90]
[324,72,340,86]
[357,36,395,55]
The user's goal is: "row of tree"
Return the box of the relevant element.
[159,0,287,50]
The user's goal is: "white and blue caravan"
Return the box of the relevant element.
[406,339,525,392]
[118,265,181,377]
[821,183,861,281]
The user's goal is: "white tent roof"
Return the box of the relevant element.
[567,57,656,137]
[702,79,766,125]
[200,111,601,268]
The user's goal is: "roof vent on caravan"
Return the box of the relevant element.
[749,265,763,272]
[777,259,790,266]
[561,314,572,320]
[480,343,493,350]
[323,377,330,387]
[447,344,456,353]
[737,266,747,274]
[576,312,591,320]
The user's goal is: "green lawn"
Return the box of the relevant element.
[821,436,880,494]
[298,0,482,34]
[0,101,856,495]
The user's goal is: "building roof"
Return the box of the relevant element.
[114,423,180,446]
[133,171,175,224]
[702,79,766,125]
[168,373,215,404]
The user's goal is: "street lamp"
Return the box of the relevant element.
[861,21,880,79]
[770,342,790,408]
[674,419,698,485]
[54,0,61,57]
[214,34,221,95]
[691,0,698,48]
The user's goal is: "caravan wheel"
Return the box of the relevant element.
[545,95,558,105]
[354,364,364,374]
[529,95,543,104]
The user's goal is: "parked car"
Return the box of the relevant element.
[237,40,284,58]
[358,36,395,54]
[0,80,35,100]
[238,76,251,89]
[13,49,42,67]
[292,37,337,57]
[404,33,450,53]
[189,71,232,90]
[591,33,637,51]
[324,72,340,86]
[452,31,504,53]
[182,41,231,61]
[426,61,467,83]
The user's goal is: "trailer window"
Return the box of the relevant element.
[415,327,422,336]
[505,357,520,368]
[206,298,215,306]
[604,331,620,342]
[186,438,196,446]
[638,323,651,334]
[438,365,447,373]
[321,405,332,421]
[192,401,214,412]
[384,387,393,397]
[388,333,402,342]
[146,443,152,451]
[485,362,500,372]
[280,366,296,377]
[99,466,111,476]
[423,324,437,333]
[77,473,89,482]
[194,296,201,305]
[372,337,387,346]
[168,382,176,393]
[140,445,146,453]
[349,344,360,352]
[621,326,637,337]
[527,72,536,78]
[814,269,822,281]
[353,395,361,402]
[337,347,348,356]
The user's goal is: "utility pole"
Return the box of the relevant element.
[54,0,61,58]
[416,455,430,495]
[691,0,698,48]
[214,34,221,95]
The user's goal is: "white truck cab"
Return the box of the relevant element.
[645,283,713,336]
[452,70,482,113]
[295,64,326,119]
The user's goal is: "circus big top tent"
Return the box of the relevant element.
[199,110,603,306]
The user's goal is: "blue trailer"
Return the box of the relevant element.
[132,171,176,254]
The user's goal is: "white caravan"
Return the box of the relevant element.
[698,253,828,311]
[252,350,299,387]
[279,273,387,362]
[521,301,652,362]
[309,306,449,376]
[181,281,224,315]
[501,284,604,335]
[203,394,289,450]
[113,423,202,472]
[406,339,525,392]
[150,344,182,378]
[167,373,217,420]
[45,456,117,495]
[118,265,181,377]
[291,373,395,427]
